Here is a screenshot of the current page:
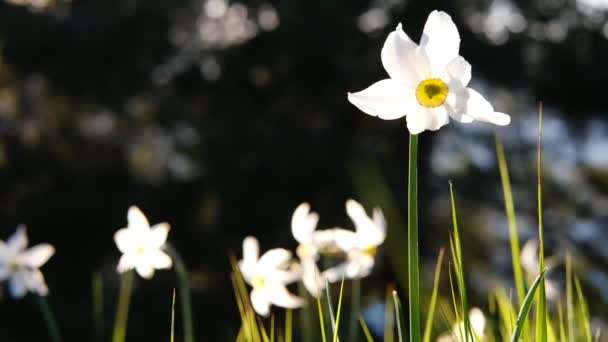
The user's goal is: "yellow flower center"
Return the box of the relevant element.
[363,246,377,256]
[8,261,19,272]
[415,78,448,108]
[252,275,266,288]
[136,246,145,255]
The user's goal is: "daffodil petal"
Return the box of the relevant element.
[445,86,475,123]
[348,79,416,120]
[136,263,155,279]
[242,236,259,270]
[114,228,137,253]
[464,88,511,126]
[0,266,9,282]
[149,250,173,269]
[420,10,461,76]
[26,269,49,296]
[258,248,292,270]
[19,244,55,268]
[333,229,360,251]
[149,223,170,248]
[441,56,471,86]
[406,106,450,135]
[345,253,375,278]
[266,283,306,309]
[291,203,318,244]
[117,253,136,273]
[381,24,429,86]
[301,259,324,297]
[345,200,385,245]
[9,274,27,298]
[128,206,150,231]
[7,226,28,255]
[250,288,271,317]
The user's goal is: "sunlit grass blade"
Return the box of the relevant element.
[350,278,361,342]
[423,248,445,342]
[112,270,134,342]
[535,102,547,342]
[92,271,104,342]
[495,289,516,341]
[360,317,375,342]
[384,284,395,342]
[285,309,292,342]
[495,135,525,307]
[511,270,545,342]
[298,283,313,342]
[392,291,405,342]
[230,255,262,342]
[566,254,574,342]
[574,276,592,342]
[448,181,471,342]
[447,265,463,342]
[170,289,176,342]
[594,328,601,342]
[316,288,328,342]
[332,275,346,342]
[557,298,566,342]
[166,244,195,342]
[408,133,421,342]
[258,317,270,342]
[36,295,63,342]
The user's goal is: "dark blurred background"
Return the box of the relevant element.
[1,0,608,340]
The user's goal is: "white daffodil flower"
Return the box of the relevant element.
[437,307,486,342]
[239,236,305,316]
[291,203,336,297]
[323,200,386,281]
[348,10,511,134]
[0,225,55,298]
[114,206,172,279]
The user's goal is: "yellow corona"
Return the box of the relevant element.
[415,78,448,108]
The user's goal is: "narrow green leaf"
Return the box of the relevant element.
[574,277,592,342]
[535,102,547,342]
[285,309,293,342]
[170,289,176,342]
[112,271,134,342]
[360,317,375,342]
[511,270,546,342]
[408,133,421,342]
[392,291,405,342]
[316,289,328,342]
[423,248,445,342]
[332,275,346,342]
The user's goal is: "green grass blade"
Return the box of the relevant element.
[566,254,574,342]
[258,317,270,342]
[535,102,547,342]
[447,265,463,342]
[166,244,195,342]
[112,271,134,342]
[511,270,545,342]
[332,275,346,342]
[92,271,104,342]
[285,309,293,342]
[495,135,525,307]
[574,277,592,342]
[408,133,421,342]
[423,248,445,342]
[392,291,405,342]
[36,295,63,342]
[350,278,362,342]
[360,317,375,342]
[448,181,471,342]
[170,289,176,342]
[384,284,395,342]
[557,298,566,342]
[317,293,328,342]
[270,315,275,342]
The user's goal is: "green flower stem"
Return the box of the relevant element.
[112,270,133,342]
[408,133,420,342]
[36,294,63,342]
[166,244,195,342]
[349,277,361,342]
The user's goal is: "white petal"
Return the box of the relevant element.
[406,106,449,134]
[301,259,325,297]
[117,254,136,273]
[332,229,360,251]
[310,229,336,248]
[18,244,55,268]
[445,86,475,123]
[0,266,9,282]
[148,223,170,248]
[114,228,137,253]
[7,226,28,255]
[348,79,417,120]
[250,288,271,317]
[26,269,49,296]
[371,208,387,244]
[420,10,461,76]
[441,56,471,86]
[136,263,155,279]
[258,248,292,270]
[241,236,259,271]
[291,203,318,244]
[128,206,150,231]
[345,253,375,279]
[381,24,429,86]
[346,200,385,245]
[464,88,511,125]
[469,308,487,337]
[148,250,172,269]
[9,275,27,298]
[322,263,346,283]
[265,283,305,309]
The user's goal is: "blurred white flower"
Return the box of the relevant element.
[239,236,305,316]
[114,206,173,279]
[348,10,510,134]
[291,203,335,297]
[323,200,386,281]
[437,307,486,342]
[0,225,55,298]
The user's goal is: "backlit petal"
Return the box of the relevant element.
[420,11,461,76]
[348,79,416,120]
[346,200,385,244]
[0,266,9,282]
[265,283,305,309]
[9,275,27,298]
[381,24,429,86]
[242,236,259,270]
[291,203,318,244]
[464,88,511,126]
[333,229,360,251]
[258,248,292,270]
[445,86,475,123]
[136,263,155,279]
[301,259,325,297]
[26,269,49,296]
[149,223,170,248]
[117,254,136,273]
[128,206,150,231]
[18,244,55,268]
[114,228,137,253]
[441,56,471,86]
[250,288,271,317]
[406,106,449,134]
[7,226,28,255]
[149,250,173,269]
